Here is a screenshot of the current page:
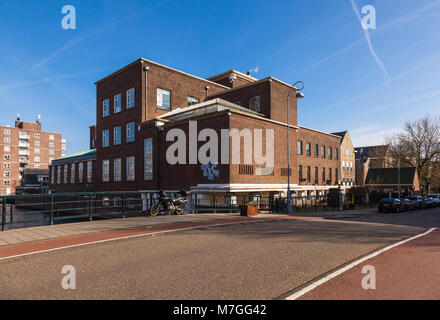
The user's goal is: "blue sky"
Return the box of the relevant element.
[0,0,439,154]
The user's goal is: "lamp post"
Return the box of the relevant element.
[287,81,304,216]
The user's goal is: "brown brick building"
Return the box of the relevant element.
[49,58,348,197]
[1,116,64,195]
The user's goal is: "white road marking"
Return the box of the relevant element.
[285,227,437,300]
[0,218,281,262]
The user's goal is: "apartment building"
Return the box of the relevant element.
[332,131,356,188]
[49,58,347,197]
[0,116,65,195]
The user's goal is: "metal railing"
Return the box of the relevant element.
[1,190,347,231]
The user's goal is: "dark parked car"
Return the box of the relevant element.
[426,194,440,207]
[401,199,415,211]
[406,196,426,210]
[378,198,404,213]
[424,197,435,208]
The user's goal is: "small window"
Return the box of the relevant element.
[35,141,40,147]
[4,129,10,135]
[49,150,55,155]
[328,147,332,160]
[113,126,121,145]
[126,122,135,143]
[4,138,10,144]
[298,165,303,181]
[126,88,135,109]
[4,146,10,152]
[314,144,319,157]
[34,133,40,139]
[34,148,40,154]
[321,146,326,159]
[187,96,199,106]
[49,142,55,148]
[34,157,40,162]
[114,93,122,113]
[297,141,303,155]
[306,143,311,156]
[335,148,339,160]
[126,156,135,181]
[157,88,170,110]
[114,158,122,182]
[103,99,110,117]
[307,166,311,182]
[71,163,76,184]
[102,160,110,182]
[49,135,55,140]
[102,129,110,148]
[248,96,261,112]
[4,155,10,160]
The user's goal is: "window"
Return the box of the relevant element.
[34,149,40,154]
[248,96,261,112]
[102,160,110,182]
[49,150,55,155]
[335,148,339,160]
[322,168,326,182]
[34,141,40,147]
[113,126,121,145]
[49,142,55,148]
[51,167,55,185]
[315,167,319,183]
[34,133,40,139]
[314,144,319,157]
[298,165,303,181]
[336,168,339,182]
[87,161,93,183]
[102,129,109,148]
[4,138,10,144]
[4,180,10,186]
[306,143,311,156]
[57,166,61,184]
[4,146,10,152]
[49,135,54,140]
[126,156,135,181]
[4,129,10,135]
[103,99,110,117]
[297,141,303,155]
[78,162,84,184]
[321,146,326,159]
[4,155,10,160]
[126,87,135,109]
[329,168,332,182]
[114,93,121,113]
[144,138,153,181]
[328,147,332,160]
[157,88,170,110]
[307,166,311,182]
[126,122,135,143]
[4,172,10,177]
[345,150,350,156]
[114,158,122,182]
[34,157,40,162]
[63,165,68,184]
[71,163,76,184]
[187,96,199,106]
[4,163,10,169]
[240,165,254,175]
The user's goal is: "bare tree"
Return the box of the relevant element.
[388,117,440,193]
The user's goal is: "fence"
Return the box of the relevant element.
[1,190,365,231]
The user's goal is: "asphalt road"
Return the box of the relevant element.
[1,209,439,300]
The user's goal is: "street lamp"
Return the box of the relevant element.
[287,81,305,216]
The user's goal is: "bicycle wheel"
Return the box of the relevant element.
[150,204,160,216]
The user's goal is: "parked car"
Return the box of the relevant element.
[378,198,404,213]
[401,199,415,211]
[406,196,426,210]
[424,197,435,208]
[426,194,440,207]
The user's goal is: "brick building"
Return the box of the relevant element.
[0,115,65,195]
[332,131,356,187]
[49,58,348,197]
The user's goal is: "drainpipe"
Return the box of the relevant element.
[143,65,149,121]
[205,86,209,100]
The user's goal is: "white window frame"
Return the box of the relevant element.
[113,126,121,145]
[114,158,122,182]
[126,122,135,143]
[102,129,110,148]
[126,87,135,109]
[157,88,170,110]
[103,98,110,117]
[102,160,110,182]
[126,156,135,181]
[114,93,122,113]
[144,138,153,181]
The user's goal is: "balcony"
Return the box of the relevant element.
[19,158,29,164]
[18,141,29,148]
[18,150,29,156]
[19,132,29,140]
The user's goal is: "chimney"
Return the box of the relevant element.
[247,71,251,76]
[36,114,41,123]
[17,113,20,121]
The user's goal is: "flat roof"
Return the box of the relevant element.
[52,149,96,165]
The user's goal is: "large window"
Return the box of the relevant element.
[328,147,332,160]
[315,167,318,183]
[307,166,311,182]
[329,168,332,183]
[306,143,311,156]
[51,167,55,185]
[297,141,303,155]
[87,161,93,183]
[144,138,153,181]
[57,166,61,184]
[113,126,121,145]
[114,158,122,182]
[103,99,110,117]
[102,129,109,148]
[78,162,84,183]
[71,163,76,184]
[126,156,135,181]
[187,96,199,106]
[321,146,326,159]
[126,87,135,109]
[64,165,68,184]
[322,167,326,183]
[298,165,303,181]
[126,122,135,143]
[314,144,318,157]
[248,96,261,112]
[114,93,121,113]
[157,88,170,110]
[102,160,110,182]
[335,148,339,160]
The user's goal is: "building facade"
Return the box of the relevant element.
[355,145,393,186]
[0,116,65,195]
[332,131,356,188]
[50,58,348,197]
